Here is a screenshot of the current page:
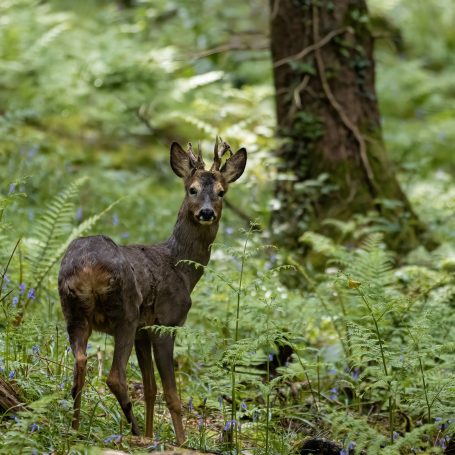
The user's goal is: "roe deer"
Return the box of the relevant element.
[58,139,247,444]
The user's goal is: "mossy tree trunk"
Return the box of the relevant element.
[270,0,429,252]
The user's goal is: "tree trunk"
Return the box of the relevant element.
[269,0,430,252]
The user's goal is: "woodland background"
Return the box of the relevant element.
[0,0,454,454]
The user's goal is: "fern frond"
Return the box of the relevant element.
[28,177,88,279]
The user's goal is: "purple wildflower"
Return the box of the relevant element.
[347,441,356,451]
[75,207,83,221]
[224,419,237,431]
[32,345,40,355]
[104,434,122,444]
[225,227,234,235]
[241,401,247,411]
[435,417,442,422]
[351,368,360,381]
[329,387,338,401]
[268,354,274,361]
[8,370,15,380]
[27,288,36,300]
[393,431,399,441]
[19,283,26,295]
[8,183,16,194]
[30,422,40,433]
[12,296,19,307]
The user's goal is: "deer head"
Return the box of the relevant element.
[170,138,247,225]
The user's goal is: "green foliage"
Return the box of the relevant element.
[0,0,454,453]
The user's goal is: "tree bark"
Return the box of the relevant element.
[270,0,430,252]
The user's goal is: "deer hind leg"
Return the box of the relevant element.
[107,323,140,436]
[135,330,156,438]
[68,320,91,431]
[151,332,185,445]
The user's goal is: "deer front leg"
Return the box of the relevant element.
[107,324,140,436]
[135,330,156,438]
[151,332,185,445]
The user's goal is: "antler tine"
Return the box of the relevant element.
[187,142,200,168]
[210,136,233,171]
[218,136,232,158]
[197,141,205,168]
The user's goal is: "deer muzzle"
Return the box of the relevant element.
[197,208,216,224]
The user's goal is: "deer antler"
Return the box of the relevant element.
[187,143,204,169]
[210,136,231,171]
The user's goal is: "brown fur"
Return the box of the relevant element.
[58,141,247,443]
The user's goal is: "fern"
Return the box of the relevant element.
[27,177,88,290]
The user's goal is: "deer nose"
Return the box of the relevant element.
[198,208,216,222]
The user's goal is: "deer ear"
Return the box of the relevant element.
[220,148,247,183]
[170,142,193,178]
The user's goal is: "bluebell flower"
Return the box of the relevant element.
[225,227,234,235]
[12,296,19,307]
[393,431,399,441]
[19,283,26,295]
[241,401,247,411]
[329,387,338,401]
[435,417,442,422]
[340,449,346,455]
[28,288,36,300]
[8,370,15,380]
[32,345,40,355]
[224,419,237,431]
[268,354,274,361]
[30,422,40,433]
[347,441,356,452]
[75,207,83,221]
[351,368,360,381]
[104,434,122,444]
[8,183,16,194]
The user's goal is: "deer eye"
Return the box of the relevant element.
[218,190,225,198]
[189,187,198,195]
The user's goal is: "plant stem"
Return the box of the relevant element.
[357,288,394,443]
[230,228,251,452]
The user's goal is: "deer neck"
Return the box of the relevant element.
[165,204,219,290]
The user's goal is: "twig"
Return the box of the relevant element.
[223,198,256,227]
[311,5,377,194]
[136,106,155,135]
[273,27,351,68]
